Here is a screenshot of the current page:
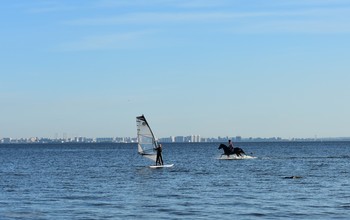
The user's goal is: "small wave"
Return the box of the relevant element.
[264,156,350,160]
[340,204,350,209]
[240,213,267,217]
[58,195,102,201]
[217,155,257,160]
[87,202,113,207]
[2,211,46,219]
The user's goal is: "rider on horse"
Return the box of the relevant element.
[228,140,234,154]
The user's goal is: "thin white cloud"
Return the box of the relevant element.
[57,31,156,51]
[55,1,350,52]
[233,19,350,34]
[95,0,230,8]
[16,0,78,14]
[65,10,299,26]
[28,6,75,13]
[95,0,350,9]
[274,0,350,7]
[256,7,350,34]
[64,7,350,33]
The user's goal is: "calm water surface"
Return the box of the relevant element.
[1,142,350,219]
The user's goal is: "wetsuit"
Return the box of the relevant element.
[156,146,163,165]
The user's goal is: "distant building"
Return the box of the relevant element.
[200,137,208,142]
[217,136,229,142]
[184,136,192,142]
[115,137,126,143]
[85,138,94,143]
[159,136,173,143]
[29,137,38,143]
[174,136,184,142]
[1,138,11,143]
[96,137,114,143]
[74,137,86,142]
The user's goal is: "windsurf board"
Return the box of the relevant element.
[149,164,174,168]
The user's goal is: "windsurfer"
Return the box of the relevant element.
[155,144,164,165]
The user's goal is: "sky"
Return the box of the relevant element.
[1,0,350,139]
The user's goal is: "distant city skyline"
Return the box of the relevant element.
[2,134,350,145]
[1,1,350,139]
[0,132,339,140]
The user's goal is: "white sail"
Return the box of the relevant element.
[136,115,157,162]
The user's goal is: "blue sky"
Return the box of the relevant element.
[1,0,350,139]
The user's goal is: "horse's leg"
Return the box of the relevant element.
[224,149,230,157]
[233,149,238,157]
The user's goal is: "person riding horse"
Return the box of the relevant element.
[218,142,246,157]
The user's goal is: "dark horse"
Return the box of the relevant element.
[218,144,246,157]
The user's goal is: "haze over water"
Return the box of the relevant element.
[1,141,349,219]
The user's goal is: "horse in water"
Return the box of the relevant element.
[218,144,246,157]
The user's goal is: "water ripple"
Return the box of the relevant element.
[1,142,350,219]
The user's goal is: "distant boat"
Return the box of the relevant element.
[136,115,174,168]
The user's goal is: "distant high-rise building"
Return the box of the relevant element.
[190,135,200,142]
[184,136,192,142]
[175,136,184,142]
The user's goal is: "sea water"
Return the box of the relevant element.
[0,142,349,219]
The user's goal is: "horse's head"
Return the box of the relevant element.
[218,144,227,149]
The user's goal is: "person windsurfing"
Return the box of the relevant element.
[155,143,164,165]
